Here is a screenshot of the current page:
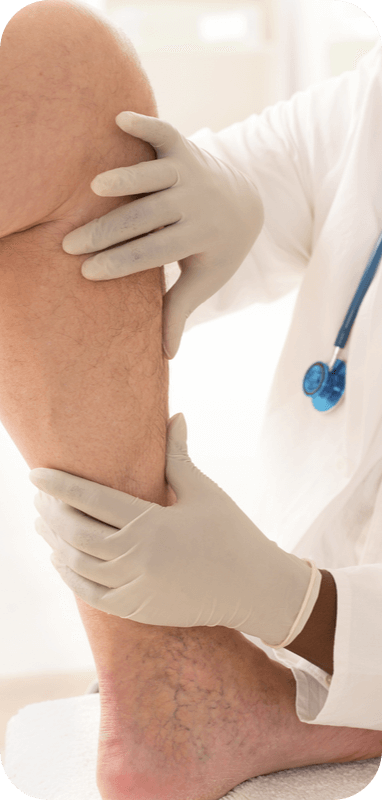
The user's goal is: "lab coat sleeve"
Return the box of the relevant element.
[273,565,382,730]
[271,458,382,732]
[175,47,373,334]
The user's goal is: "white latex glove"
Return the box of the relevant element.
[30,414,322,648]
[62,113,264,359]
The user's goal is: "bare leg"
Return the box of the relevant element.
[0,4,380,800]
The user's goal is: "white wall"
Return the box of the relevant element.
[277,0,378,95]
[0,0,379,679]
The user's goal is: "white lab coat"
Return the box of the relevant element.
[177,42,382,730]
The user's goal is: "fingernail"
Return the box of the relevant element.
[116,111,133,124]
[29,469,51,490]
[82,259,101,280]
[172,413,187,442]
[91,177,109,195]
[62,233,82,255]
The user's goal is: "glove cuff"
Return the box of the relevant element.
[261,559,322,650]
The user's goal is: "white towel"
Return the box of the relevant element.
[2,695,381,800]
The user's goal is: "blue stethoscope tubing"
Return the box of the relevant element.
[303,229,382,412]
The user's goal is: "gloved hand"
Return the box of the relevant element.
[62,113,264,359]
[30,413,322,648]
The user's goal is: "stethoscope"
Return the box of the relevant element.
[303,230,382,413]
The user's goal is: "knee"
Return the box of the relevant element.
[2,0,157,109]
[0,0,158,236]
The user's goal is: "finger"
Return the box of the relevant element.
[64,190,181,258]
[29,469,152,530]
[34,491,117,560]
[81,222,193,281]
[50,554,118,616]
[53,537,120,587]
[167,413,188,451]
[161,286,186,360]
[34,488,152,563]
[162,265,203,359]
[40,516,110,582]
[163,259,221,358]
[50,503,163,590]
[49,528,138,588]
[35,515,61,551]
[91,159,178,197]
[115,113,180,157]
[164,413,217,504]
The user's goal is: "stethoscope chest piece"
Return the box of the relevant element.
[303,359,346,413]
[302,229,382,413]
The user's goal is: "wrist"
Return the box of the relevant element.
[285,569,337,675]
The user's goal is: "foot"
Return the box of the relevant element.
[95,624,382,800]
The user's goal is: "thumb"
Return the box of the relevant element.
[162,265,204,359]
[162,284,188,360]
[165,413,196,501]
[115,113,178,158]
[162,261,215,359]
[166,412,188,453]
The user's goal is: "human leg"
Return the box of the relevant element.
[0,3,380,799]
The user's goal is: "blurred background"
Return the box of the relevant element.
[0,0,379,761]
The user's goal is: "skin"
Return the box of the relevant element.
[0,3,381,799]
